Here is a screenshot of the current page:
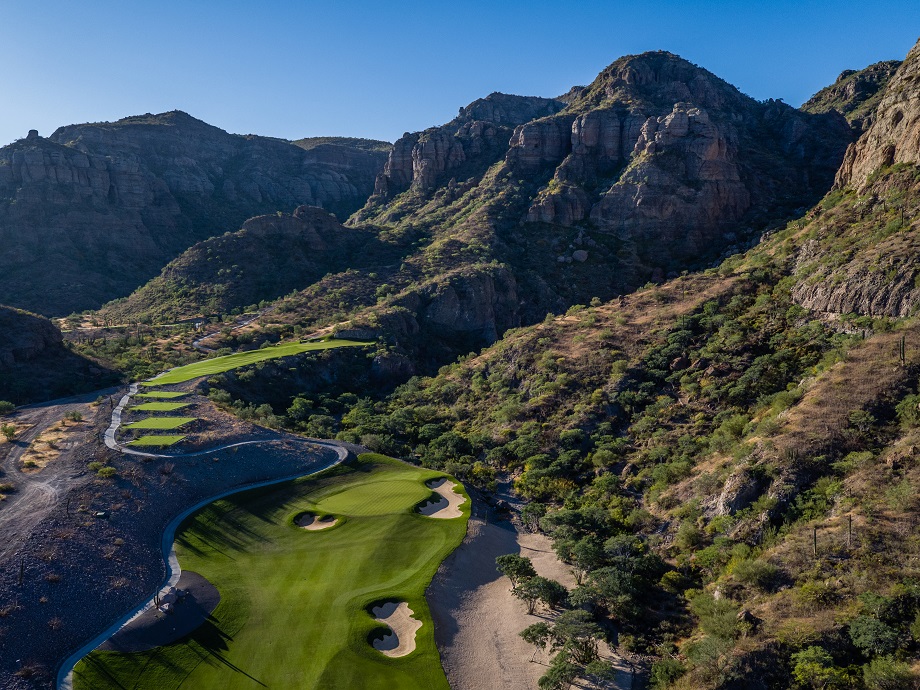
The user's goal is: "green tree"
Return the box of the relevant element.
[520,622,551,662]
[538,658,579,690]
[513,577,545,615]
[849,616,900,657]
[521,502,547,532]
[496,554,537,589]
[549,609,603,665]
[570,537,605,585]
[791,646,850,689]
[0,401,14,415]
[1,424,16,442]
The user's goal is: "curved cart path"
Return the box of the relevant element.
[53,379,349,689]
[58,436,347,689]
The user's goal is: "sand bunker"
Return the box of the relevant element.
[371,601,422,657]
[295,512,338,530]
[418,478,465,519]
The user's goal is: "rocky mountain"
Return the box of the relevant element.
[791,41,920,318]
[802,59,902,132]
[0,112,389,316]
[0,306,116,402]
[108,52,852,374]
[98,205,408,324]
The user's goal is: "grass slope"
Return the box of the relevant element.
[73,454,469,690]
[142,339,370,386]
[124,417,197,430]
[127,435,186,447]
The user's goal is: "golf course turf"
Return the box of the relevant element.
[141,338,370,386]
[72,454,469,690]
[124,417,197,430]
[135,391,188,399]
[130,402,191,412]
[127,435,186,447]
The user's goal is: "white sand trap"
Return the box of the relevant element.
[295,512,338,531]
[418,478,465,519]
[371,601,422,657]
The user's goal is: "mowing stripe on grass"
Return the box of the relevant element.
[127,435,186,447]
[135,391,188,399]
[130,402,191,412]
[124,417,197,430]
[140,339,370,386]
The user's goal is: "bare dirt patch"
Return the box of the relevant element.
[427,509,634,689]
[370,601,422,657]
[20,419,90,473]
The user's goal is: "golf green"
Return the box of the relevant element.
[141,339,370,386]
[130,402,191,412]
[124,417,197,430]
[72,454,469,690]
[135,391,188,399]
[127,435,186,447]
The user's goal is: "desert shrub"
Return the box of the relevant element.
[732,559,780,592]
[849,615,900,657]
[862,657,918,690]
[650,657,686,688]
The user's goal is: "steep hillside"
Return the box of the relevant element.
[97,205,412,323]
[802,60,902,131]
[0,112,389,315]
[0,307,117,403]
[791,42,920,319]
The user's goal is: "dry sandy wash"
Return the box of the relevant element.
[418,477,465,518]
[295,512,338,530]
[371,601,422,657]
[427,512,635,689]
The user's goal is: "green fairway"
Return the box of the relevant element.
[127,435,186,447]
[124,417,197,430]
[135,391,188,399]
[130,402,191,412]
[141,339,370,386]
[73,454,468,690]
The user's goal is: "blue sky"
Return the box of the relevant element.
[1,1,917,146]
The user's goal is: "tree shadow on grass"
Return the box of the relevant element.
[186,619,267,687]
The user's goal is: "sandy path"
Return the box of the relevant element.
[427,509,634,689]
[372,601,423,657]
[296,512,338,530]
[419,477,466,519]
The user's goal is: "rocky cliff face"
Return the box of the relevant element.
[789,39,920,320]
[802,60,902,131]
[357,92,564,220]
[836,40,920,188]
[507,52,852,271]
[0,112,389,315]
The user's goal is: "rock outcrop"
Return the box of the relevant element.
[802,60,902,131]
[394,266,520,348]
[836,40,920,188]
[512,52,852,271]
[360,92,564,217]
[0,112,389,315]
